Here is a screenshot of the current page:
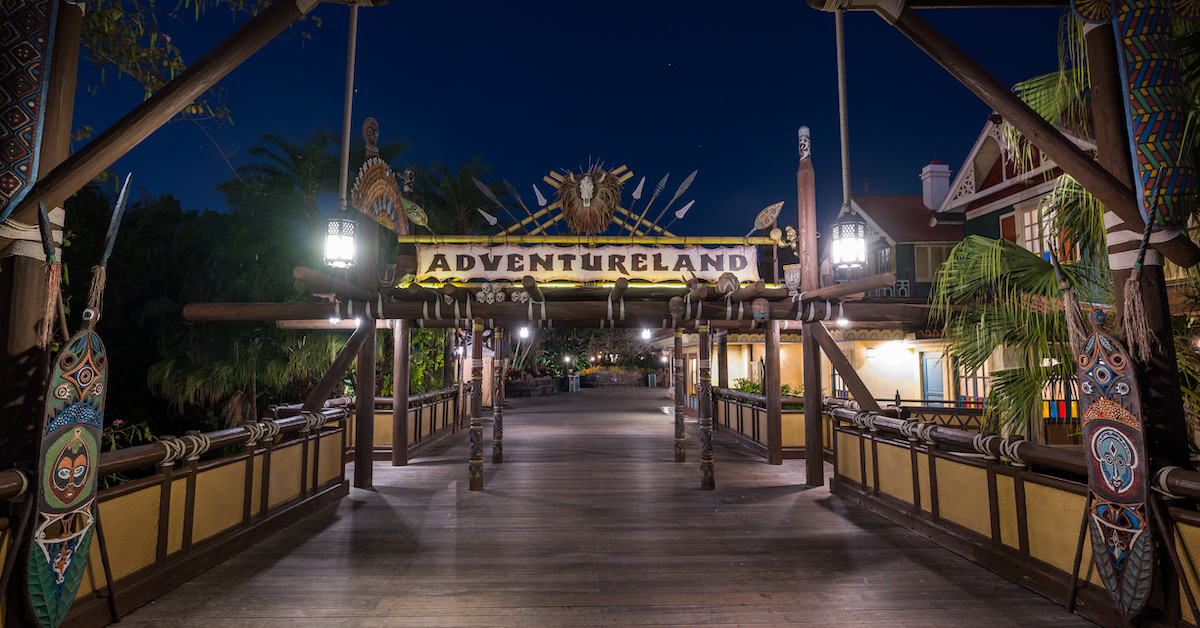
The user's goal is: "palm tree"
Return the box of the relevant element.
[413,156,508,235]
[933,15,1200,437]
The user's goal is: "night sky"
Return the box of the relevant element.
[73,2,1067,239]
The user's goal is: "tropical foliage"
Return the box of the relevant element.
[933,14,1200,435]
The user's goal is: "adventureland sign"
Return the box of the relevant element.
[416,244,761,283]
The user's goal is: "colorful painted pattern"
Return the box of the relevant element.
[26,331,106,628]
[0,0,58,221]
[1071,0,1196,229]
[1077,311,1153,620]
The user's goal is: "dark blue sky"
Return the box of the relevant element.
[74,2,1066,237]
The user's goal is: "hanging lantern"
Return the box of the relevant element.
[830,209,867,269]
[323,210,358,269]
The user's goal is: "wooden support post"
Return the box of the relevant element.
[699,323,715,489]
[717,329,729,389]
[809,321,882,413]
[1085,23,1191,469]
[392,320,410,466]
[803,323,824,486]
[673,328,686,462]
[301,324,371,411]
[765,320,783,465]
[353,220,378,489]
[469,318,484,490]
[797,126,820,293]
[492,328,504,463]
[0,2,82,471]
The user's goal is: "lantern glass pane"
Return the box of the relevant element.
[324,215,358,268]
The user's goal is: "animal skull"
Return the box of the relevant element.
[580,176,595,207]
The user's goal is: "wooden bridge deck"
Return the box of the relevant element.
[117,387,1094,627]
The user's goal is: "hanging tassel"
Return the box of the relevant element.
[36,204,59,349]
[1050,248,1087,357]
[1122,215,1159,364]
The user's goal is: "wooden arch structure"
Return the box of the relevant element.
[182,137,929,492]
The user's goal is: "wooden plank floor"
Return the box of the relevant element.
[118,387,1095,627]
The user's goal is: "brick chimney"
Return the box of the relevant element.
[920,161,951,211]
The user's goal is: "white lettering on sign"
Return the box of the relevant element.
[416,244,760,283]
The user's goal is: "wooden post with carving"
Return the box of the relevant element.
[674,328,686,462]
[699,322,715,489]
[492,327,504,463]
[469,318,484,490]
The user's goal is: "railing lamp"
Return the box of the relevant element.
[323,209,359,269]
[830,208,867,269]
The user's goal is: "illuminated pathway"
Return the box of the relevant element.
[117,387,1094,627]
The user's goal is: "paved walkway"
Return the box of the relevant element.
[118,387,1094,627]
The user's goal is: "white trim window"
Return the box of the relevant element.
[914,245,955,283]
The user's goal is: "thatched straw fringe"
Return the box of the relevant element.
[87,266,107,325]
[1122,272,1158,364]
[558,168,624,235]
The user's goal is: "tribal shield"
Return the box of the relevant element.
[25,330,107,627]
[1077,309,1153,619]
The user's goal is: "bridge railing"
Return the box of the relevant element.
[823,397,1200,627]
[340,385,462,461]
[0,403,352,627]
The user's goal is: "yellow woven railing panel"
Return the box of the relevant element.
[318,433,342,485]
[77,486,160,597]
[917,451,932,512]
[408,409,418,441]
[192,462,246,543]
[836,431,861,483]
[935,457,990,537]
[876,442,913,504]
[755,410,766,445]
[1174,523,1200,625]
[267,444,303,508]
[996,474,1018,549]
[373,411,393,447]
[250,454,263,516]
[1025,482,1101,586]
[167,477,186,554]
[782,411,804,448]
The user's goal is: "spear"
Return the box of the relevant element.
[632,173,668,236]
[621,176,646,237]
[476,208,498,227]
[659,199,696,235]
[83,172,132,331]
[504,179,545,234]
[473,177,529,235]
[646,170,697,236]
[37,203,59,348]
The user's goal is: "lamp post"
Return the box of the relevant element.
[830,209,867,270]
